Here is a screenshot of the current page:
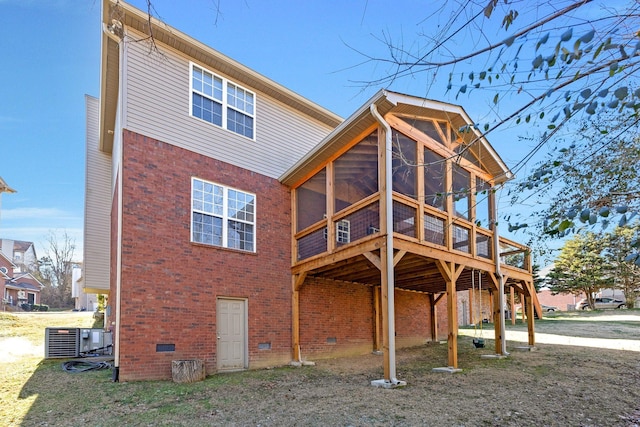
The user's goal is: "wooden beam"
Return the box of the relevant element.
[292,236,383,274]
[393,250,407,267]
[510,286,516,325]
[363,251,382,271]
[446,271,459,368]
[435,260,460,368]
[486,271,499,290]
[469,285,475,325]
[291,185,298,264]
[290,123,379,189]
[429,293,438,342]
[374,286,381,352]
[500,249,526,257]
[293,272,307,292]
[326,162,336,253]
[292,275,301,362]
[385,115,494,181]
[435,259,453,282]
[526,280,543,321]
[526,293,535,346]
[393,237,499,273]
[492,288,503,354]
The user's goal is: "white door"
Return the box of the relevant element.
[216,298,247,371]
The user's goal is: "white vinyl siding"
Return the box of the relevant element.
[83,95,112,292]
[122,32,334,179]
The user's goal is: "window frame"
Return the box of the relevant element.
[323,219,351,244]
[190,63,256,140]
[191,177,257,252]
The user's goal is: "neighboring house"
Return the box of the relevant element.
[0,239,38,274]
[1,251,44,307]
[4,272,44,307]
[72,264,98,311]
[86,0,536,382]
[1,251,16,308]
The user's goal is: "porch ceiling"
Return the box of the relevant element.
[306,250,496,295]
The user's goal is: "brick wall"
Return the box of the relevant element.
[299,278,434,359]
[394,290,432,347]
[112,130,481,380]
[299,277,374,357]
[116,130,292,381]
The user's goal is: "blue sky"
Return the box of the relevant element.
[1,0,596,261]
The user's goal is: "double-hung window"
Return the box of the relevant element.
[191,178,256,252]
[191,64,255,139]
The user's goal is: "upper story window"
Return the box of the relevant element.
[191,178,256,252]
[190,64,255,139]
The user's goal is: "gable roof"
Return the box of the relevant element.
[10,272,45,289]
[0,176,16,194]
[12,240,34,253]
[99,0,342,154]
[5,281,42,292]
[279,90,513,187]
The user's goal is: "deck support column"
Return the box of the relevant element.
[429,293,445,342]
[524,281,536,346]
[492,286,504,354]
[435,261,464,370]
[291,272,306,363]
[510,287,516,325]
[374,286,381,352]
[487,272,506,356]
[370,103,405,388]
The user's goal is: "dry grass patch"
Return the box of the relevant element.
[2,311,640,426]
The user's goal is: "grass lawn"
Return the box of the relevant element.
[2,310,640,426]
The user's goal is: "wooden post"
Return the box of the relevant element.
[510,286,516,325]
[374,286,381,352]
[447,277,458,368]
[429,293,438,342]
[525,281,536,346]
[492,288,503,354]
[487,272,503,354]
[292,273,306,362]
[436,261,463,368]
[469,284,475,325]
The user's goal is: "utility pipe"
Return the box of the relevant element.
[370,103,401,385]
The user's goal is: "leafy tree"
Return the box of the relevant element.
[546,232,613,307]
[360,0,640,257]
[33,231,76,309]
[532,264,545,292]
[603,224,640,308]
[511,115,640,248]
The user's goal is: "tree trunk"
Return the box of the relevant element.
[171,359,206,383]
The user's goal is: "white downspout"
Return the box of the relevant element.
[370,103,401,385]
[102,22,125,378]
[492,185,508,356]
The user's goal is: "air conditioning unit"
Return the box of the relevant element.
[45,328,113,359]
[79,328,113,355]
[45,328,80,358]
